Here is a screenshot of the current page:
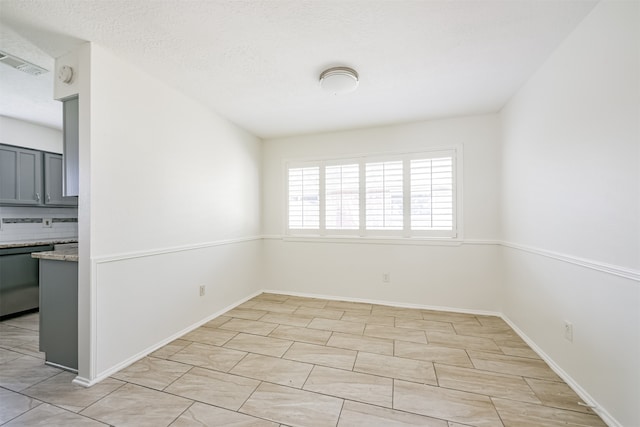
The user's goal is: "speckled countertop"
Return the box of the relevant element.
[31,247,79,262]
[0,239,78,250]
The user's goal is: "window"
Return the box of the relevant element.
[325,163,359,230]
[287,149,458,238]
[410,157,454,231]
[365,161,403,230]
[288,166,319,229]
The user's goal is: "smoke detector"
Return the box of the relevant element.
[319,66,359,95]
[0,50,48,76]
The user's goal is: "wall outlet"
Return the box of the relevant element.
[43,218,53,228]
[563,320,573,342]
[199,285,206,297]
[382,273,390,283]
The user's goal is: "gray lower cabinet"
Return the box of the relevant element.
[44,153,77,206]
[39,259,78,371]
[0,145,43,205]
[0,245,53,318]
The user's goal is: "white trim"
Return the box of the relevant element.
[87,290,262,386]
[502,316,621,427]
[263,234,639,281]
[71,376,93,388]
[282,235,465,246]
[92,235,263,264]
[501,241,640,282]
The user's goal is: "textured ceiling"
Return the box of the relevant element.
[0,0,597,137]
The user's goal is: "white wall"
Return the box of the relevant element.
[80,44,262,381]
[500,1,639,426]
[0,115,62,153]
[262,115,503,311]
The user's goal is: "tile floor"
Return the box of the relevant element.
[0,293,607,426]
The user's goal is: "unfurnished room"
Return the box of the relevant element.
[0,0,638,426]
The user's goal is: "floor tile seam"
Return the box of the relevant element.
[235,397,302,426]
[305,363,396,392]
[153,363,207,393]
[280,354,356,373]
[445,366,564,387]
[492,391,604,418]
[433,360,545,381]
[167,400,197,427]
[53,395,123,426]
[334,399,345,427]
[301,381,393,410]
[15,401,109,427]
[218,325,280,336]
[24,378,128,424]
[266,332,332,346]
[487,395,607,423]
[0,347,26,360]
[0,385,46,424]
[8,365,62,394]
[351,364,438,387]
[120,380,198,412]
[224,349,254,374]
[355,348,440,368]
[0,400,44,427]
[431,380,544,406]
[467,349,556,364]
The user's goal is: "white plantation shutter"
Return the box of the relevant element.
[286,149,458,238]
[365,160,403,230]
[410,156,454,232]
[288,166,320,229]
[325,164,359,230]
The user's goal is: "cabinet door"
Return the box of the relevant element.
[0,146,18,202]
[0,144,42,205]
[44,153,77,206]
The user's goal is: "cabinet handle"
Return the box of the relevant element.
[36,192,41,202]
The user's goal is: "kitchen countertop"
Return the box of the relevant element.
[31,247,79,262]
[0,239,78,250]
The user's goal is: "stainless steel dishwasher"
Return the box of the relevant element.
[0,244,54,318]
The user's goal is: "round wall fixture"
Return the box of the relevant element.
[58,65,74,84]
[319,66,359,95]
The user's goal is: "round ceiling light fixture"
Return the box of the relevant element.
[319,66,359,95]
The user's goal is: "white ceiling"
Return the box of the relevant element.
[0,0,597,138]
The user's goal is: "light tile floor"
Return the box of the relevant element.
[0,294,607,426]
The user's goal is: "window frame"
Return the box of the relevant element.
[285,147,462,240]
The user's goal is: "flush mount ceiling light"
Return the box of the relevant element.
[319,66,359,95]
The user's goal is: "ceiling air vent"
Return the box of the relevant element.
[0,50,48,76]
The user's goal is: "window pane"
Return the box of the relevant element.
[326,164,359,230]
[288,166,319,229]
[411,157,453,230]
[365,161,403,230]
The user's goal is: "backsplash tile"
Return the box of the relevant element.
[0,206,78,243]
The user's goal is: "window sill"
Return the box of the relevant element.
[278,235,463,246]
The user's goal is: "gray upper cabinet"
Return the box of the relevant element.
[63,96,79,197]
[44,153,77,206]
[0,145,43,205]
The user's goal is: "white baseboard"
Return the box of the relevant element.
[501,316,620,427]
[74,290,262,387]
[261,288,502,319]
